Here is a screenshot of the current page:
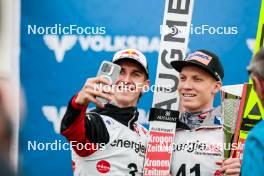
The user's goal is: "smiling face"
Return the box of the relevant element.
[113,60,149,108]
[178,66,222,112]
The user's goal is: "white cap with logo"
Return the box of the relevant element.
[112,49,149,78]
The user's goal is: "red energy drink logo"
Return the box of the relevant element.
[121,50,140,59]
[96,160,110,173]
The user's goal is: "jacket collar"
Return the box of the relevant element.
[92,104,139,130]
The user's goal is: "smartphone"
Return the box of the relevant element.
[96,61,121,104]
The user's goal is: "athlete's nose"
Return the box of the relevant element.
[179,78,193,90]
[121,73,132,84]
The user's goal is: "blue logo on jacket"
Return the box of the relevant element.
[214,116,223,125]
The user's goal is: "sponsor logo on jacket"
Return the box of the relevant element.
[110,139,146,155]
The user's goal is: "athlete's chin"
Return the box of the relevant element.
[114,94,138,105]
[181,95,197,102]
[181,102,200,112]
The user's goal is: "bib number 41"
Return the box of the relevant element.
[176,164,200,176]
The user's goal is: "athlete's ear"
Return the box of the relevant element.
[212,81,222,95]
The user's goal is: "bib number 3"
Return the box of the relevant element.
[128,163,138,176]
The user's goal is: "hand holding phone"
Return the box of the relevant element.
[96,61,121,104]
